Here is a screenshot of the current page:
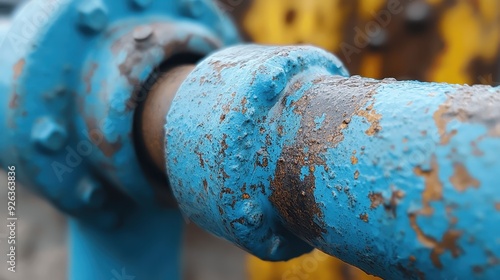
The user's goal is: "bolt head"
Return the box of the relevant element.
[133,26,153,42]
[32,118,67,152]
[78,1,108,33]
[132,0,154,9]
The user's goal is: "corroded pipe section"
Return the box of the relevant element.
[164,45,500,279]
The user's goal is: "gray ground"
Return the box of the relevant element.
[0,172,247,280]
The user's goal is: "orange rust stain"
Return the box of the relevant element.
[359,213,369,223]
[409,213,437,248]
[430,230,462,269]
[434,103,454,145]
[351,155,358,165]
[409,214,462,269]
[13,59,25,80]
[368,192,384,209]
[242,193,250,199]
[357,104,382,136]
[449,163,480,192]
[495,202,500,211]
[414,156,442,216]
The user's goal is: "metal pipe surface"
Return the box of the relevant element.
[165,45,500,279]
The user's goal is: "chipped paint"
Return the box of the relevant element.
[414,156,442,216]
[450,163,480,192]
[13,59,25,80]
[166,45,500,279]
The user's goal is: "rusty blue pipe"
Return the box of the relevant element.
[164,45,500,279]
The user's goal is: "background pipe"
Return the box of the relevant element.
[0,0,239,279]
[162,45,500,279]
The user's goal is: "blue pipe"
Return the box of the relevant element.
[166,45,500,279]
[69,208,184,280]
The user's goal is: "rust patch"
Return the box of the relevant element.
[269,76,388,240]
[351,155,358,165]
[220,134,228,156]
[430,230,462,269]
[409,213,462,269]
[261,157,268,167]
[434,85,500,143]
[359,213,369,222]
[449,163,480,192]
[384,188,405,218]
[84,63,98,93]
[368,192,384,209]
[357,103,382,135]
[434,104,456,145]
[219,187,234,199]
[241,97,248,114]
[495,202,500,211]
[13,59,25,80]
[414,156,442,216]
[242,193,250,199]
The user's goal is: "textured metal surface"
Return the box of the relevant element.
[166,45,500,279]
[167,45,349,261]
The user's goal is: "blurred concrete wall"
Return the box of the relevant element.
[0,172,247,280]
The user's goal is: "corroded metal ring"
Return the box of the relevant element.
[0,0,239,226]
[78,21,224,206]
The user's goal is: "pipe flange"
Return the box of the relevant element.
[0,0,239,227]
[78,21,224,206]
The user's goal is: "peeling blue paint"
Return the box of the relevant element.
[167,45,500,279]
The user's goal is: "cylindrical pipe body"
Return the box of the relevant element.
[165,45,500,279]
